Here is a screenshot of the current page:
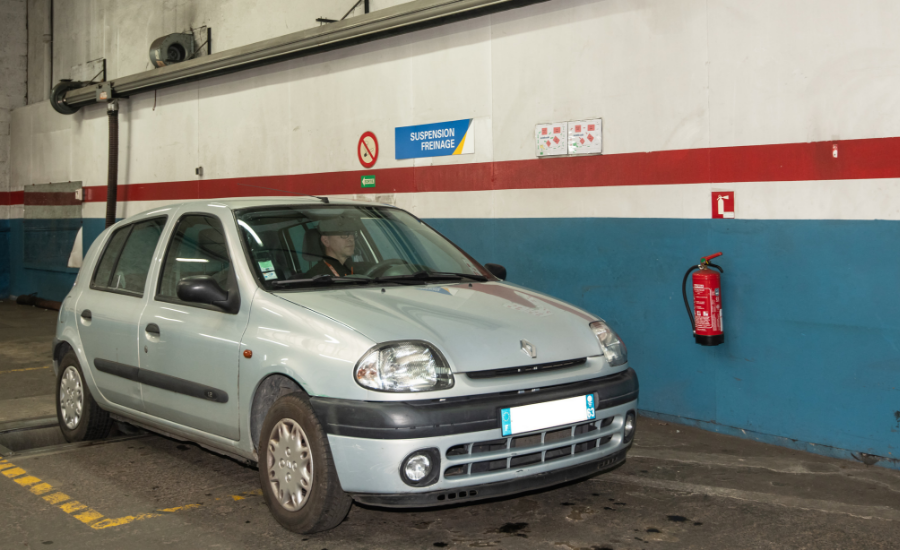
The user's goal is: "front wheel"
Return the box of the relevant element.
[258,392,352,533]
[56,350,112,442]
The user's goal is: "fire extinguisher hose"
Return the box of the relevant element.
[682,261,724,332]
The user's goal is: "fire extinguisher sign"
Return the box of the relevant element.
[712,192,735,219]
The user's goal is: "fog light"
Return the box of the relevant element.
[624,411,636,443]
[405,454,432,481]
[399,448,440,487]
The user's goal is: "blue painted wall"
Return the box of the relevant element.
[6,218,116,301]
[6,219,78,302]
[0,220,9,298]
[428,217,900,465]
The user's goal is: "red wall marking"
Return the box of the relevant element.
[3,136,900,206]
[0,191,24,206]
[711,192,735,219]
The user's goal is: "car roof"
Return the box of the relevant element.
[180,196,393,210]
[117,196,397,228]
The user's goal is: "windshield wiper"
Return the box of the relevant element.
[376,271,487,283]
[271,274,374,288]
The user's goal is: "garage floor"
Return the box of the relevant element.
[1,300,898,549]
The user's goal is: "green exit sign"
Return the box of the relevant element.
[361,175,375,188]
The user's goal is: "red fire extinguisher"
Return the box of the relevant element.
[682,252,724,346]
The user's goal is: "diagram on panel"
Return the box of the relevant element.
[535,123,568,157]
[568,119,602,155]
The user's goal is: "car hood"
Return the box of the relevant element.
[274,282,601,373]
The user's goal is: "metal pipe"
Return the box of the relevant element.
[105,100,119,228]
[57,0,544,112]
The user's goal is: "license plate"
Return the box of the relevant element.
[501,394,596,437]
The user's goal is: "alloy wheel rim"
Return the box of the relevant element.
[267,418,313,512]
[59,366,84,430]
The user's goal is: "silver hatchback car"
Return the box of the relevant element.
[53,197,638,533]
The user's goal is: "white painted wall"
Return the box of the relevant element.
[7,0,900,221]
[1,0,27,214]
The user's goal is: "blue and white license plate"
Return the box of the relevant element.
[501,394,596,437]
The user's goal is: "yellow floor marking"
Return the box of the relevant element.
[14,475,41,487]
[30,483,53,495]
[2,459,229,531]
[74,509,104,524]
[0,366,51,374]
[157,503,201,513]
[59,500,87,513]
[92,513,161,530]
[217,488,263,502]
[43,492,71,505]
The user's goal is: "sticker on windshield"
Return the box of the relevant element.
[263,271,278,281]
[258,260,275,273]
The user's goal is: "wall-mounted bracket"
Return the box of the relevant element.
[96,82,113,102]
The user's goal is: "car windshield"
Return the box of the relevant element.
[234,204,489,290]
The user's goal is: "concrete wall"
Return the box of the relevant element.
[26,0,50,104]
[5,0,900,467]
[0,0,28,296]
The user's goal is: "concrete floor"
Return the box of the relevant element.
[1,300,899,549]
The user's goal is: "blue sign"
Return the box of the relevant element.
[395,118,474,160]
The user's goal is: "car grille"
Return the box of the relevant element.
[464,358,587,379]
[442,415,619,480]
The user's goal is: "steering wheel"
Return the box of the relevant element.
[362,259,415,278]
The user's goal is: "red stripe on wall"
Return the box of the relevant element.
[5,136,900,206]
[0,191,25,206]
[709,137,900,182]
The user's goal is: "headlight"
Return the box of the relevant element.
[590,320,628,367]
[354,341,454,392]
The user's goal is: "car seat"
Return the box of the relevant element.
[194,228,231,289]
[302,228,325,265]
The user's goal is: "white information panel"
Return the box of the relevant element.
[501,394,596,436]
[568,118,602,155]
[535,122,568,157]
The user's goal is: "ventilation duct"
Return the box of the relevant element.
[50,0,546,115]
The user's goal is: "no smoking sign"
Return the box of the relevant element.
[358,132,378,168]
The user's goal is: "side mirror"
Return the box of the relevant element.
[177,276,237,312]
[484,263,507,280]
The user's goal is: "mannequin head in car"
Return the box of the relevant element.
[318,217,358,265]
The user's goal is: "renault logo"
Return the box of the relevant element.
[520,339,537,359]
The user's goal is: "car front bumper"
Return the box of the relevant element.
[312,369,638,502]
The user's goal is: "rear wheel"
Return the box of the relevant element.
[258,392,352,533]
[56,351,112,442]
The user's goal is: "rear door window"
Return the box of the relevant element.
[91,218,167,296]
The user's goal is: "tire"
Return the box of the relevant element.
[56,350,112,442]
[258,391,352,534]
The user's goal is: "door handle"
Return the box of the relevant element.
[145,323,160,336]
[81,309,92,320]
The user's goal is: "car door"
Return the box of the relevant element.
[75,217,167,411]
[138,212,247,440]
